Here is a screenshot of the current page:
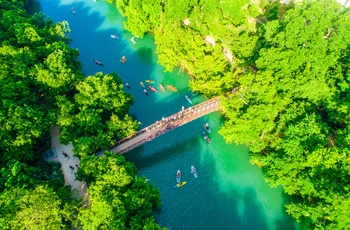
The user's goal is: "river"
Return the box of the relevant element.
[28,0,307,229]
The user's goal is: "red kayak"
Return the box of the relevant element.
[120,56,127,63]
[176,170,181,183]
[148,85,158,92]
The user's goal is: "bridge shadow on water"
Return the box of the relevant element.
[124,129,201,168]
[124,124,301,229]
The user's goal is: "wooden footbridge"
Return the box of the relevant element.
[108,97,221,154]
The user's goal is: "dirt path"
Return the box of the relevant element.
[50,126,88,198]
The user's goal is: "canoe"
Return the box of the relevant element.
[191,166,198,178]
[167,85,178,92]
[176,170,181,183]
[202,132,210,143]
[159,84,165,92]
[145,79,154,84]
[185,95,192,104]
[148,86,158,92]
[94,60,103,66]
[204,123,211,133]
[173,181,187,188]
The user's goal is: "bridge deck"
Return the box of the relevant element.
[108,97,220,154]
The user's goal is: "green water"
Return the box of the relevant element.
[29,0,307,229]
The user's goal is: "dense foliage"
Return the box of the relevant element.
[76,152,164,230]
[56,72,139,157]
[110,0,350,228]
[0,0,162,229]
[0,1,82,228]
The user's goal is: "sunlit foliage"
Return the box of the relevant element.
[111,0,350,228]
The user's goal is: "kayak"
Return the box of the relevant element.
[204,123,211,133]
[145,79,154,84]
[167,85,178,92]
[185,95,192,104]
[202,132,210,143]
[176,170,181,183]
[131,37,136,44]
[140,82,145,88]
[94,60,103,66]
[173,181,187,188]
[159,84,166,92]
[148,86,158,92]
[191,166,198,178]
[111,34,118,39]
[143,89,148,96]
[120,56,127,63]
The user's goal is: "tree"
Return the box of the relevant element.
[220,0,350,227]
[76,152,164,229]
[0,186,65,229]
[56,72,138,157]
[112,0,350,227]
[0,3,83,229]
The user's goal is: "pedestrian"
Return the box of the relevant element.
[75,164,79,168]
[182,106,184,111]
[69,166,74,171]
[62,151,69,158]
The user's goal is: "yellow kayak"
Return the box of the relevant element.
[173,181,187,188]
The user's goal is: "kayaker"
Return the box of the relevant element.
[131,37,136,44]
[121,56,127,63]
[125,82,130,89]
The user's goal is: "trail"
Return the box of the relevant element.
[50,126,88,199]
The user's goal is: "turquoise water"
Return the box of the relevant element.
[29,1,307,229]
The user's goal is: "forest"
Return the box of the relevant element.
[108,0,350,228]
[0,0,164,229]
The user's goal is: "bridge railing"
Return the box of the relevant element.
[110,96,221,153]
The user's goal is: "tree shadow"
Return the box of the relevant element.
[134,46,154,65]
[26,0,42,14]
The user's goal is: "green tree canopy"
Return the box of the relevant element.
[112,0,350,228]
[76,152,164,230]
[0,186,70,229]
[56,72,139,157]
